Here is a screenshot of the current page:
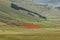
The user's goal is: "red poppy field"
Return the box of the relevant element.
[11,21,41,29]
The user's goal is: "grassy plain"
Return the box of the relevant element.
[0,28,60,40]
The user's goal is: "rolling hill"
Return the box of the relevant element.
[0,0,60,28]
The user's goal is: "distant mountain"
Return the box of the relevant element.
[55,7,60,10]
[33,0,60,7]
[33,0,48,3]
[33,0,60,3]
[48,0,60,4]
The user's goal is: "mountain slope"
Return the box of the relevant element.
[0,0,60,27]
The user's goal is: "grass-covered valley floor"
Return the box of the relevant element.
[0,28,60,40]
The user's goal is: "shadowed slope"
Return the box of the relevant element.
[11,3,47,20]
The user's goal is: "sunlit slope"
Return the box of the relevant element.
[13,0,60,26]
[0,0,60,27]
[0,0,41,22]
[17,0,60,27]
